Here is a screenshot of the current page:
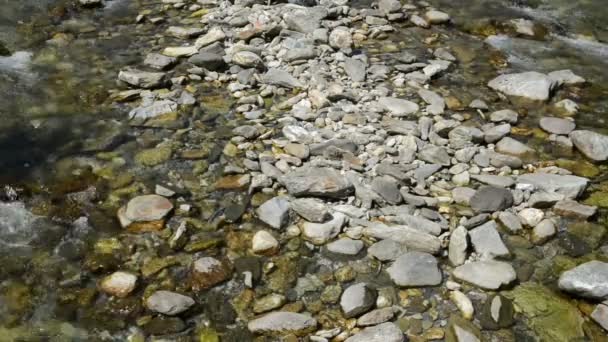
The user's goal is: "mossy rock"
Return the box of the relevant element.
[134,146,172,167]
[0,41,10,56]
[198,327,220,342]
[568,221,606,249]
[445,314,481,342]
[504,282,584,342]
[556,159,600,178]
[584,191,608,208]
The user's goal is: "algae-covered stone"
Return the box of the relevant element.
[504,283,584,342]
[135,147,172,167]
[479,294,514,330]
[445,314,481,342]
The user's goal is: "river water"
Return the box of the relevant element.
[1,0,608,340]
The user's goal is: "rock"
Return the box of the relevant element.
[470,174,514,188]
[425,10,450,24]
[410,14,430,28]
[483,124,511,143]
[371,176,402,204]
[357,307,395,326]
[378,97,419,116]
[591,302,608,331]
[253,294,286,314]
[510,18,535,36]
[119,194,173,229]
[345,322,404,342]
[256,196,290,229]
[387,251,442,287]
[144,53,177,70]
[162,46,198,57]
[344,57,367,82]
[326,238,364,256]
[252,231,279,255]
[392,214,442,236]
[188,52,226,70]
[300,212,347,245]
[488,71,558,101]
[539,117,575,135]
[280,167,354,198]
[118,68,166,89]
[479,295,514,330]
[531,219,556,244]
[529,191,565,208]
[191,257,232,291]
[498,211,522,232]
[232,51,263,68]
[145,291,195,315]
[558,261,608,299]
[505,283,584,342]
[449,226,468,266]
[363,222,442,254]
[548,69,586,86]
[194,27,225,48]
[490,109,518,124]
[469,221,509,259]
[368,239,407,261]
[450,290,474,320]
[553,200,597,219]
[495,137,535,156]
[284,143,310,159]
[215,174,251,190]
[453,261,516,290]
[470,186,513,213]
[569,130,608,162]
[517,173,588,199]
[262,68,303,89]
[518,208,544,227]
[283,7,327,33]
[247,312,317,336]
[378,0,401,14]
[290,198,330,222]
[129,100,177,121]
[340,283,376,318]
[99,271,137,298]
[452,187,476,205]
[329,27,353,50]
[166,26,204,39]
[284,47,316,62]
[418,89,445,114]
[419,145,450,166]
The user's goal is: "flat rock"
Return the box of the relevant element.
[291,198,330,222]
[449,226,468,266]
[300,212,347,245]
[469,221,509,259]
[490,109,518,124]
[558,261,608,299]
[470,186,514,213]
[495,137,535,156]
[280,167,354,198]
[453,261,517,290]
[262,68,303,89]
[371,176,402,204]
[539,117,575,135]
[387,251,442,287]
[363,222,441,254]
[326,238,364,256]
[368,239,407,261]
[419,144,450,166]
[256,196,290,229]
[517,173,588,199]
[118,68,166,89]
[357,307,395,327]
[378,97,419,116]
[488,71,557,101]
[144,53,177,70]
[145,291,194,315]
[569,130,608,161]
[345,322,404,342]
[471,174,514,188]
[553,200,597,220]
[498,211,522,232]
[123,194,173,224]
[340,283,376,318]
[247,312,317,336]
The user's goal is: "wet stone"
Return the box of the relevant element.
[252,230,279,255]
[469,220,509,259]
[479,294,514,330]
[371,176,402,204]
[387,251,442,287]
[247,311,317,336]
[290,198,330,222]
[256,196,290,229]
[558,261,608,299]
[357,307,395,327]
[470,186,513,213]
[118,68,166,89]
[145,291,194,315]
[553,200,596,220]
[326,238,364,256]
[340,282,376,318]
[539,117,575,135]
[188,52,226,70]
[345,322,404,342]
[488,71,557,101]
[453,261,516,290]
[99,271,137,298]
[569,130,608,162]
[368,239,407,261]
[279,167,354,198]
[191,257,233,291]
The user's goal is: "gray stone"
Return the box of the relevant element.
[419,144,450,166]
[128,100,177,121]
[452,187,476,205]
[284,46,316,62]
[484,124,511,143]
[326,238,364,256]
[232,51,263,68]
[144,53,177,70]
[548,69,586,86]
[291,198,330,222]
[188,52,226,70]
[256,196,290,229]
[368,239,407,261]
[591,303,608,331]
[418,88,445,115]
[300,213,347,245]
[280,167,354,198]
[247,312,317,336]
[344,57,367,82]
[498,211,522,232]
[469,221,509,259]
[389,214,442,236]
[194,27,225,48]
[449,226,468,266]
[569,130,608,162]
[166,26,204,39]
[517,173,588,199]
[495,137,535,156]
[371,176,402,204]
[363,222,442,254]
[357,307,395,327]
[558,261,608,299]
[490,109,518,124]
[345,322,404,342]
[425,10,450,24]
[387,251,442,287]
[539,117,575,135]
[378,0,401,14]
[529,191,565,208]
[145,291,194,315]
[118,68,166,89]
[340,283,376,318]
[329,27,353,50]
[553,200,597,220]
[283,7,328,33]
[488,71,558,101]
[378,97,419,117]
[531,218,555,244]
[262,68,303,88]
[471,174,514,188]
[453,261,517,290]
[470,186,514,213]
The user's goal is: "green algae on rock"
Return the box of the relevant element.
[134,146,172,167]
[504,283,584,342]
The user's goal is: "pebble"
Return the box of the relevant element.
[145,291,195,315]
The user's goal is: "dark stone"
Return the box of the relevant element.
[470,186,514,213]
[234,256,262,285]
[479,294,515,330]
[188,52,227,71]
[558,233,590,257]
[141,317,186,335]
[205,290,237,325]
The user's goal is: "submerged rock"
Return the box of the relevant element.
[118,68,166,89]
[279,167,354,198]
[340,282,376,318]
[99,271,137,298]
[470,186,513,213]
[345,322,404,342]
[558,261,608,299]
[191,257,233,291]
[145,291,194,315]
[247,312,317,336]
[488,71,557,101]
[569,130,608,162]
[387,251,442,287]
[452,261,516,290]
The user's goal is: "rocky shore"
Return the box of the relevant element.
[4,0,608,341]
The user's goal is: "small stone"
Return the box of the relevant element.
[256,196,290,229]
[591,303,608,331]
[488,71,558,101]
[450,290,474,320]
[329,27,353,50]
[253,293,286,314]
[449,226,468,266]
[378,97,419,117]
[357,307,395,327]
[232,51,263,68]
[290,198,330,222]
[490,109,518,124]
[558,261,608,299]
[470,186,514,213]
[569,130,608,162]
[469,221,510,259]
[99,271,137,298]
[498,211,522,232]
[453,261,516,290]
[553,200,597,220]
[340,283,376,318]
[387,251,442,287]
[345,322,404,342]
[479,295,514,330]
[145,291,194,315]
[326,238,364,256]
[194,27,225,48]
[496,137,535,156]
[425,10,450,24]
[300,213,347,245]
[539,117,575,135]
[247,312,317,336]
[191,257,232,291]
[531,219,556,244]
[144,53,177,70]
[252,231,279,255]
[368,239,407,261]
[280,167,354,198]
[118,68,166,89]
[518,208,544,227]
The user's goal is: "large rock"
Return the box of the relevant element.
[300,212,347,245]
[363,222,441,254]
[290,198,330,222]
[558,261,608,299]
[387,252,442,287]
[279,167,354,198]
[340,283,376,318]
[517,173,588,199]
[419,145,450,166]
[488,71,558,101]
[378,97,419,116]
[247,312,317,336]
[256,196,290,229]
[118,195,173,229]
[453,261,516,290]
[495,137,535,156]
[539,117,575,135]
[368,239,407,261]
[345,322,404,342]
[145,291,195,315]
[118,68,166,89]
[469,221,509,259]
[470,186,514,213]
[569,130,608,162]
[329,26,353,50]
[262,68,303,88]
